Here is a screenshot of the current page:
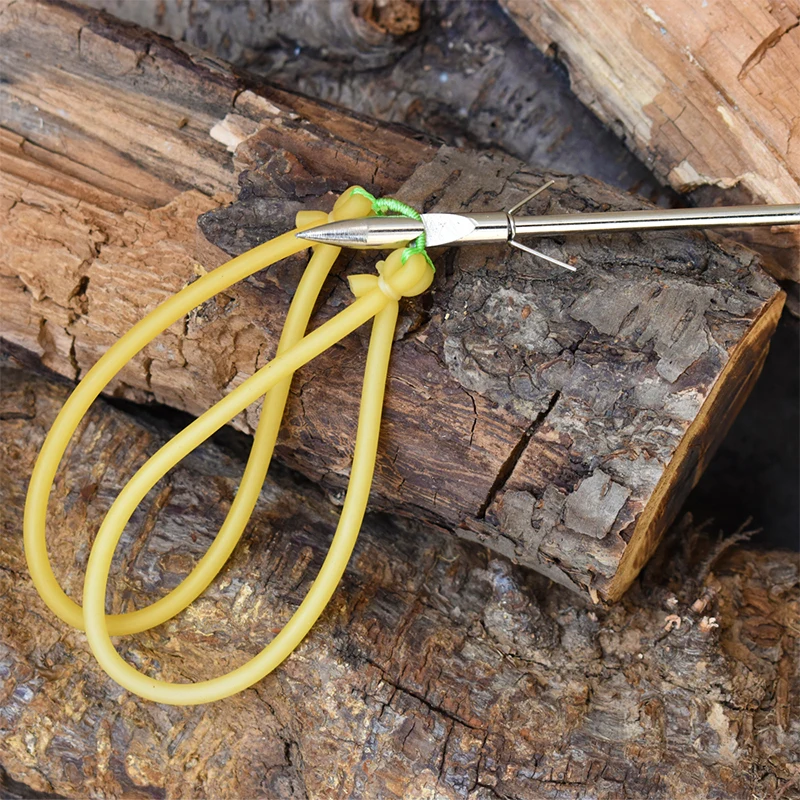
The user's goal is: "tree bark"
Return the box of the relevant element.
[500,0,800,287]
[0,0,785,602]
[0,367,798,799]
[77,0,672,207]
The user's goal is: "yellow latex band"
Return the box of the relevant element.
[23,187,434,705]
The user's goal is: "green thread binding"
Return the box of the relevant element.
[350,187,435,271]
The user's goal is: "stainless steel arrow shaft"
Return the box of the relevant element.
[297,204,800,249]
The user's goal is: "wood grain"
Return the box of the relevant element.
[501,0,800,284]
[0,367,798,799]
[0,0,784,602]
[79,0,671,205]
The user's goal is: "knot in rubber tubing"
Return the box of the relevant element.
[348,248,434,301]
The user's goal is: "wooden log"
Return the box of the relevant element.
[0,0,785,602]
[0,367,798,799]
[79,0,673,207]
[500,0,800,286]
[81,0,424,64]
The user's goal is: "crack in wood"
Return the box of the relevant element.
[476,390,560,519]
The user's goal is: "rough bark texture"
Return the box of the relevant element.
[0,366,798,800]
[0,0,785,602]
[500,0,800,286]
[78,0,800,294]
[66,0,800,546]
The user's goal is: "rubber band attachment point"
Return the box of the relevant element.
[349,187,436,272]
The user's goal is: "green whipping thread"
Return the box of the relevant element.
[350,187,435,271]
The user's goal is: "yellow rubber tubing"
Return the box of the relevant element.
[24,185,435,704]
[24,189,370,636]
[82,299,399,704]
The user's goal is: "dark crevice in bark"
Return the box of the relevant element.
[0,765,64,799]
[360,655,486,732]
[476,390,561,519]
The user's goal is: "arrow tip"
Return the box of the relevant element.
[296,221,362,246]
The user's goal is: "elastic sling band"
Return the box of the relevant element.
[23,187,434,705]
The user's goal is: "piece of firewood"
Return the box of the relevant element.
[0,0,785,602]
[80,0,672,207]
[500,0,800,286]
[0,367,798,799]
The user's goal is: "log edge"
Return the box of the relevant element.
[607,289,786,601]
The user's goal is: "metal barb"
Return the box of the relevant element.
[509,238,576,271]
[506,179,556,216]
[505,180,575,272]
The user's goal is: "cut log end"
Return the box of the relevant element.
[609,290,785,601]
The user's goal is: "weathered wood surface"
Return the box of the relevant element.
[68,0,800,547]
[0,0,785,602]
[80,0,800,290]
[80,0,672,206]
[1,367,798,799]
[501,0,800,286]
